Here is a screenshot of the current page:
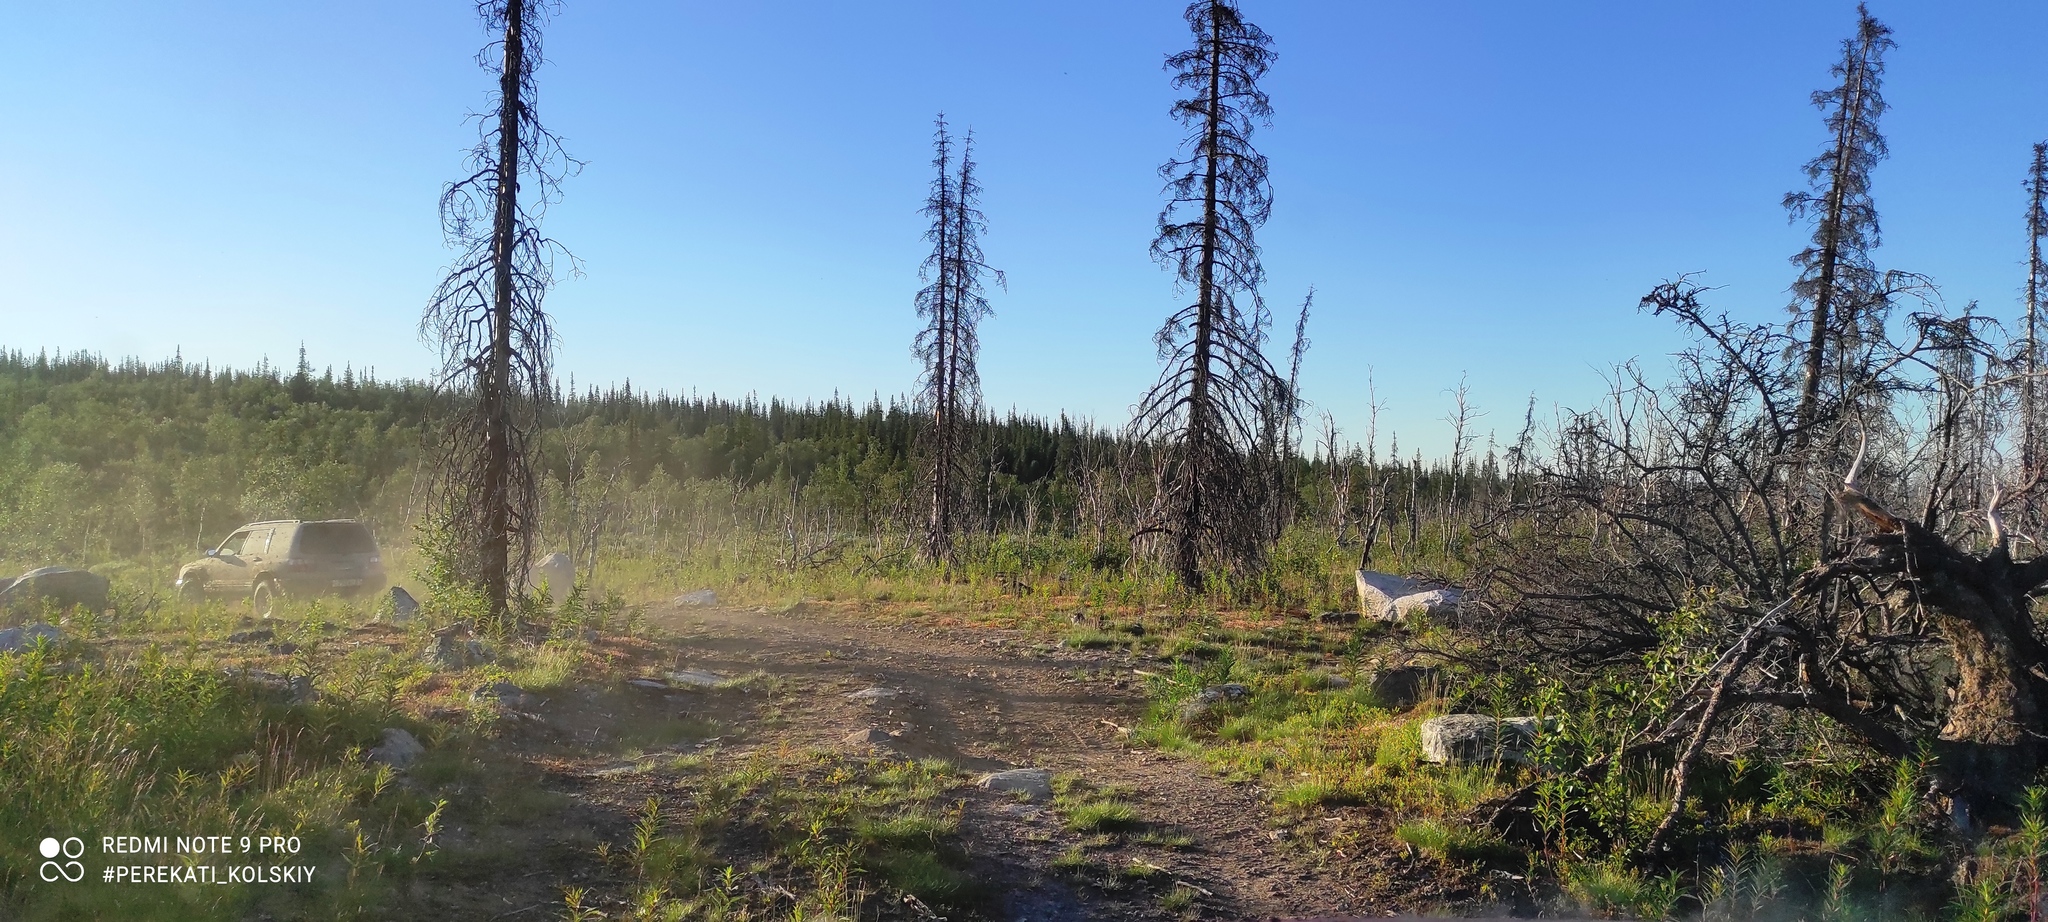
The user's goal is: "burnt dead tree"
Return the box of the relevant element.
[2021,142,2048,529]
[1136,0,1283,591]
[913,117,1001,563]
[1257,290,1311,543]
[1786,3,1894,445]
[422,0,575,624]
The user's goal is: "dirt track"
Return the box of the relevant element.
[640,603,1367,921]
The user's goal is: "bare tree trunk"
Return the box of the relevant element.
[478,0,527,622]
[2023,143,2047,526]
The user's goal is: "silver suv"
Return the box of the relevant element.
[176,520,386,617]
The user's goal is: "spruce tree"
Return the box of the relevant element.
[1785,3,1893,441]
[1137,0,1282,590]
[913,117,1000,562]
[2023,142,2048,489]
[422,0,576,623]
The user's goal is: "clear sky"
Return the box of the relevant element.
[3,2,2046,458]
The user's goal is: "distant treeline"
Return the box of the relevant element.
[0,348,1511,570]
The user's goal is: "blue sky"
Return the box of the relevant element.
[3,2,2045,457]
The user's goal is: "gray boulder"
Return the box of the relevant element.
[422,627,491,670]
[845,686,901,703]
[1355,571,1423,621]
[1311,671,1353,691]
[844,728,896,746]
[524,553,576,606]
[977,768,1054,801]
[0,623,63,653]
[1370,665,1444,710]
[1178,683,1252,724]
[0,567,109,615]
[475,680,542,711]
[383,587,419,624]
[225,668,318,704]
[675,589,718,607]
[367,728,425,769]
[1420,715,1549,766]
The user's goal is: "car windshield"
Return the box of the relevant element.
[295,523,376,555]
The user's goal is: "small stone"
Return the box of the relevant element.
[1370,665,1443,710]
[846,687,901,702]
[675,589,718,607]
[422,632,491,670]
[367,728,425,769]
[1177,683,1252,724]
[627,678,669,690]
[0,623,63,653]
[223,668,318,704]
[665,669,725,688]
[475,680,542,711]
[977,768,1054,801]
[844,728,895,746]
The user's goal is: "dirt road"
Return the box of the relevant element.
[640,602,1368,921]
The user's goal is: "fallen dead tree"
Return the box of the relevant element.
[1477,276,2048,865]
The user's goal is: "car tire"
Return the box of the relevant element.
[252,579,282,619]
[178,577,206,604]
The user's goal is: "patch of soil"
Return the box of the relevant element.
[442,602,1477,920]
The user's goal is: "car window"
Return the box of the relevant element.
[294,522,377,555]
[250,529,274,554]
[219,531,252,556]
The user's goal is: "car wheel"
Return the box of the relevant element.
[252,579,282,619]
[178,577,206,604]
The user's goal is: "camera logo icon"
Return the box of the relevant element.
[39,837,84,883]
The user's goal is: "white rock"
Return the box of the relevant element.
[845,687,900,702]
[1394,588,1463,621]
[1355,571,1423,621]
[676,589,718,606]
[524,553,576,606]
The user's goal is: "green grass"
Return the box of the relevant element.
[1063,628,1132,650]
[1063,799,1140,833]
[0,640,445,920]
[611,751,979,918]
[1051,774,1143,834]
